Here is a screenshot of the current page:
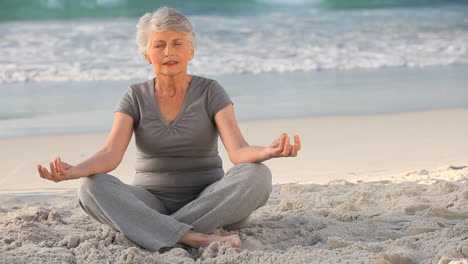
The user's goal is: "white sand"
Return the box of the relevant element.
[1,108,467,263]
[1,166,466,263]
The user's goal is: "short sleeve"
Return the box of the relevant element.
[207,81,233,120]
[114,86,140,128]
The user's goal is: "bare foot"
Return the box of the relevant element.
[179,230,241,249]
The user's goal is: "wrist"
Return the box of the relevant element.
[262,147,274,161]
[70,166,85,179]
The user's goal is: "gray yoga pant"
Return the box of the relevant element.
[77,162,272,251]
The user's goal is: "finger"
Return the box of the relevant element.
[54,158,60,174]
[48,162,56,180]
[56,157,64,175]
[37,165,45,178]
[41,166,52,181]
[287,143,294,155]
[49,162,59,182]
[275,134,286,154]
[52,161,62,182]
[294,135,301,151]
[282,136,292,156]
[291,143,299,157]
[290,135,301,157]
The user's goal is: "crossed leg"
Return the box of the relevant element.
[78,163,272,251]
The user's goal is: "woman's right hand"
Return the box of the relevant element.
[37,157,79,182]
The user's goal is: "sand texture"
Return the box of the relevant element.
[1,166,467,264]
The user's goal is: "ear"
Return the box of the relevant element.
[189,48,195,61]
[144,55,151,64]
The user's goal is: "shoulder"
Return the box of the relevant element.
[127,79,153,95]
[192,76,231,107]
[115,80,154,124]
[192,75,222,89]
[191,76,230,101]
[192,76,232,117]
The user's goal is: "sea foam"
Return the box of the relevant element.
[0,6,467,84]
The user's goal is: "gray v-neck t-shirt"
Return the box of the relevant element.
[115,75,233,202]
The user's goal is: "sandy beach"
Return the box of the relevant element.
[0,108,467,263]
[2,1,468,262]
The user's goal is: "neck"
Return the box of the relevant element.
[155,73,191,97]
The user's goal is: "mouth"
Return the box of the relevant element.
[163,61,178,66]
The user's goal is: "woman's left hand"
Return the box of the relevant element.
[267,133,301,158]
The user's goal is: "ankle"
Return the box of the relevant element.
[179,230,208,247]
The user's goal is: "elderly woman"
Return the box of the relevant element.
[37,7,301,251]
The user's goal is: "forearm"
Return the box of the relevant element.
[230,145,271,165]
[72,150,120,179]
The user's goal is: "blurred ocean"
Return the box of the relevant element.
[0,0,467,138]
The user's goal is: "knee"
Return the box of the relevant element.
[234,163,272,193]
[78,173,111,202]
[249,162,272,186]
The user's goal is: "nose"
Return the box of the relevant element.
[164,45,172,57]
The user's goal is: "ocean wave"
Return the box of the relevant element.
[1,0,463,23]
[0,7,467,84]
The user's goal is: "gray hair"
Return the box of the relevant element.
[136,7,197,56]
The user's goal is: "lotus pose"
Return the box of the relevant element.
[37,6,301,251]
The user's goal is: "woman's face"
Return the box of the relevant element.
[146,29,194,77]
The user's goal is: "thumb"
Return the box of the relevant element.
[269,138,280,147]
[57,157,72,170]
